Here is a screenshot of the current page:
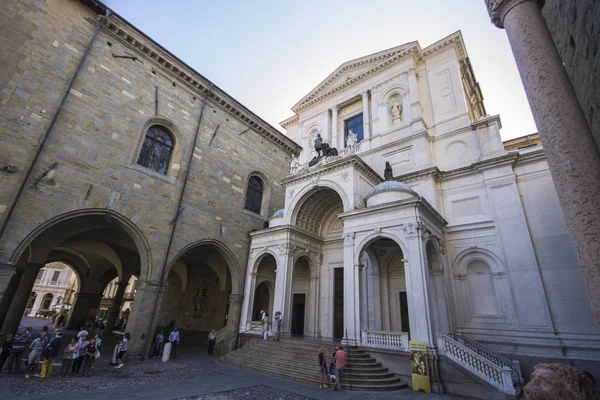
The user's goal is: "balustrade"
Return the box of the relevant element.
[360,330,409,351]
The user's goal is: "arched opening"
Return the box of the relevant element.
[137,125,174,175]
[157,242,239,347]
[358,237,409,337]
[293,187,344,237]
[99,275,138,331]
[466,260,499,317]
[0,211,148,337]
[252,282,271,321]
[291,256,311,336]
[40,293,54,311]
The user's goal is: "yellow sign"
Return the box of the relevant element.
[410,340,431,393]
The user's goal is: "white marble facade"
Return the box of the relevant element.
[239,32,600,360]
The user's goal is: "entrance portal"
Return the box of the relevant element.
[291,293,306,335]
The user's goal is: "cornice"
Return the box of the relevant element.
[280,115,299,129]
[281,155,382,187]
[95,14,301,155]
[421,32,466,60]
[395,166,443,184]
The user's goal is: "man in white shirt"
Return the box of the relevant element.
[168,327,179,359]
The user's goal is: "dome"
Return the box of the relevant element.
[364,180,417,207]
[268,209,285,227]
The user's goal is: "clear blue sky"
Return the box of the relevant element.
[104,0,537,140]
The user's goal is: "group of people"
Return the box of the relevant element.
[318,346,347,391]
[0,325,130,379]
[260,311,283,341]
[152,326,218,358]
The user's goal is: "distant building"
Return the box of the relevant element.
[26,262,78,318]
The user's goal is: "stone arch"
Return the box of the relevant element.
[10,208,153,281]
[285,180,351,226]
[293,252,318,278]
[250,250,279,274]
[61,240,123,280]
[355,231,408,266]
[133,117,184,178]
[171,259,188,292]
[453,247,506,276]
[167,239,242,294]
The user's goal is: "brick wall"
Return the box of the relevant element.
[542,0,600,149]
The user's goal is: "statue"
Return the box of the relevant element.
[390,97,402,123]
[384,161,393,181]
[308,143,338,167]
[314,133,323,157]
[288,154,299,175]
[346,130,358,148]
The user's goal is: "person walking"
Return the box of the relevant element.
[168,327,179,359]
[81,337,98,376]
[274,312,282,341]
[0,334,13,373]
[6,328,30,375]
[207,330,216,355]
[333,346,347,391]
[40,331,62,378]
[71,335,88,375]
[154,331,164,357]
[114,333,129,369]
[59,337,79,377]
[318,346,329,389]
[26,332,47,378]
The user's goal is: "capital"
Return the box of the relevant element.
[484,0,544,29]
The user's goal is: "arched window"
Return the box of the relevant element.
[27,292,37,309]
[244,176,263,214]
[466,260,499,316]
[41,293,54,310]
[137,125,174,175]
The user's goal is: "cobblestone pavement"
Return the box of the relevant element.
[181,385,314,400]
[5,361,219,397]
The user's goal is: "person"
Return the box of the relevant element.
[93,333,102,351]
[114,333,129,369]
[26,331,47,378]
[390,97,402,121]
[59,337,79,377]
[0,334,13,373]
[262,312,270,340]
[40,331,62,378]
[207,330,216,355]
[77,326,88,340]
[168,327,179,359]
[314,133,323,156]
[154,331,164,357]
[71,335,88,375]
[81,337,98,376]
[54,314,64,330]
[289,154,299,175]
[333,346,347,391]
[7,328,30,374]
[318,346,329,389]
[42,325,52,342]
[273,312,282,341]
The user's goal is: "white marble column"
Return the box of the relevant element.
[405,231,434,346]
[362,91,371,139]
[370,86,379,137]
[342,233,359,342]
[408,67,425,131]
[484,0,600,331]
[308,276,319,336]
[240,272,257,330]
[272,247,294,336]
[331,107,339,149]
[323,110,331,145]
[380,273,390,331]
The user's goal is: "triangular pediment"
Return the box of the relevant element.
[291,41,418,111]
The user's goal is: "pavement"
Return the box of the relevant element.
[0,318,471,399]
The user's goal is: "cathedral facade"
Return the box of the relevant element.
[239,32,600,379]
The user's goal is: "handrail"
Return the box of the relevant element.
[448,333,522,392]
[438,334,516,396]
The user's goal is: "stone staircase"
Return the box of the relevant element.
[219,337,407,391]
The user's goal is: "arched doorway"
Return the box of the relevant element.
[158,241,241,347]
[290,256,311,336]
[252,281,272,321]
[358,237,410,336]
[246,253,276,331]
[0,210,149,336]
[40,293,54,312]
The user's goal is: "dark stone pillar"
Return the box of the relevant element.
[0,263,42,335]
[103,279,130,336]
[0,265,23,329]
[67,292,103,330]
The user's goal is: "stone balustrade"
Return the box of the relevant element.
[360,329,409,351]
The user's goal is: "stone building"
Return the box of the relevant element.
[26,262,78,318]
[542,0,600,149]
[238,31,600,393]
[0,0,300,358]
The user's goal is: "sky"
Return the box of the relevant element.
[103,0,537,141]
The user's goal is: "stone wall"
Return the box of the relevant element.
[542,0,600,149]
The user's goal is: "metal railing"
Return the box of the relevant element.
[360,329,409,351]
[437,334,517,396]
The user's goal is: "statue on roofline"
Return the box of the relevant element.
[384,161,393,181]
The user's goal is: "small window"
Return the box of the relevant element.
[345,113,364,145]
[35,270,43,282]
[244,176,263,214]
[137,125,174,175]
[51,271,60,284]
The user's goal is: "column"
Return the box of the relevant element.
[103,279,130,335]
[331,107,339,149]
[272,246,293,336]
[126,280,166,359]
[66,292,103,330]
[407,68,425,131]
[484,0,600,330]
[370,86,379,137]
[342,233,359,342]
[0,263,42,335]
[361,91,371,139]
[239,272,256,331]
[308,275,319,337]
[226,293,243,352]
[405,230,434,346]
[323,110,331,145]
[0,266,23,326]
[380,273,390,331]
